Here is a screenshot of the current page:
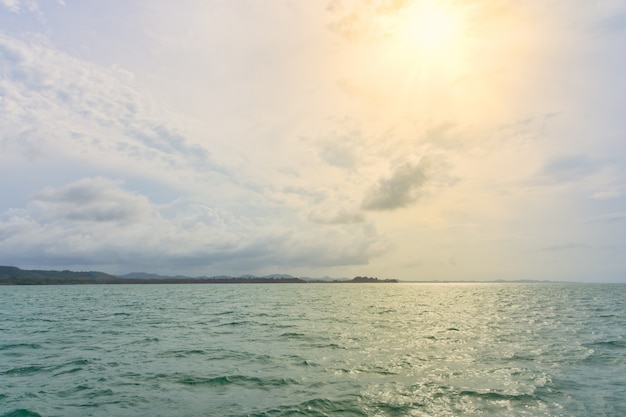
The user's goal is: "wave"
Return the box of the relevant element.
[0,343,42,351]
[589,340,626,349]
[159,348,208,357]
[279,332,308,338]
[0,410,43,417]
[458,390,540,403]
[249,398,368,417]
[217,320,253,327]
[172,374,299,388]
[2,365,48,376]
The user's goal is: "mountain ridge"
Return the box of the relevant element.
[0,266,397,285]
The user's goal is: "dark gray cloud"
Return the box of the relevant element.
[595,10,626,34]
[537,243,589,252]
[361,159,428,210]
[319,142,359,169]
[32,177,152,224]
[588,212,626,224]
[538,155,600,184]
[308,207,365,224]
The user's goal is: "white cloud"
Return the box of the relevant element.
[0,33,219,176]
[1,0,19,12]
[0,178,383,275]
[1,0,37,13]
[0,1,626,281]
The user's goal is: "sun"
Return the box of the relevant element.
[396,1,464,55]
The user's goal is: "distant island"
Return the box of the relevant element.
[0,266,398,285]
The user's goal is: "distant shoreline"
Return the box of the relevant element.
[0,266,607,285]
[0,266,397,285]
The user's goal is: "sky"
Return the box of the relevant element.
[1,0,626,282]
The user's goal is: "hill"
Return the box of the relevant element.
[0,266,120,285]
[0,266,307,285]
[0,266,397,285]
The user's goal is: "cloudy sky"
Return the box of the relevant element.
[1,0,625,282]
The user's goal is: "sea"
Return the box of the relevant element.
[1,283,625,417]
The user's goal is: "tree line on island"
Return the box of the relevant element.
[0,266,398,285]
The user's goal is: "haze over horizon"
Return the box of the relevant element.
[1,0,626,282]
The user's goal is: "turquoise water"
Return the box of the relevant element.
[1,283,625,416]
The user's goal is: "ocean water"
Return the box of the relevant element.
[1,283,625,417]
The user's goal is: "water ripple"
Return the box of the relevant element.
[0,283,624,417]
